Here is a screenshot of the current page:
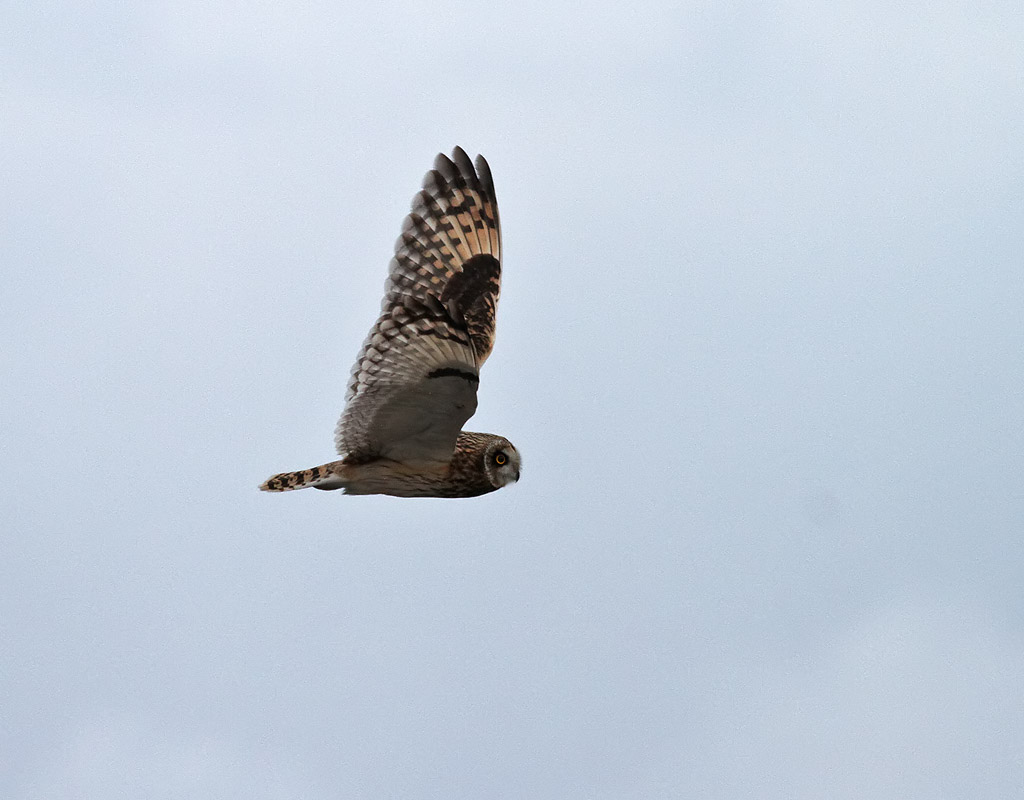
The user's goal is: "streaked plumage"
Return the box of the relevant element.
[260,148,520,498]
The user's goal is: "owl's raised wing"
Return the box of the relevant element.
[334,147,502,465]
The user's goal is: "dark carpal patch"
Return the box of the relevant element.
[427,367,480,384]
[442,255,501,309]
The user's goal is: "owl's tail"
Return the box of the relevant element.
[259,462,346,492]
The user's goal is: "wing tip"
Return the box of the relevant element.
[450,146,475,180]
[435,147,493,192]
[474,153,493,187]
[433,151,458,183]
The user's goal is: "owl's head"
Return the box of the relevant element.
[482,436,521,489]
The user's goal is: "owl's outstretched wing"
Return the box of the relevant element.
[334,147,502,465]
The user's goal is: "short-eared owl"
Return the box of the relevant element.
[261,148,520,498]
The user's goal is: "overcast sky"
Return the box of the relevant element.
[3,2,1024,798]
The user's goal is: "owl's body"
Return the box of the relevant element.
[260,148,520,498]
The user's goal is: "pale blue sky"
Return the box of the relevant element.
[3,2,1024,798]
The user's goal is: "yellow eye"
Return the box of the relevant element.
[494,452,507,466]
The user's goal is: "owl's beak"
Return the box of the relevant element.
[514,468,520,482]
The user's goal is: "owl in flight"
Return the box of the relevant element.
[260,147,521,498]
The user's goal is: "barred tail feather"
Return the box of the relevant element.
[260,462,345,492]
